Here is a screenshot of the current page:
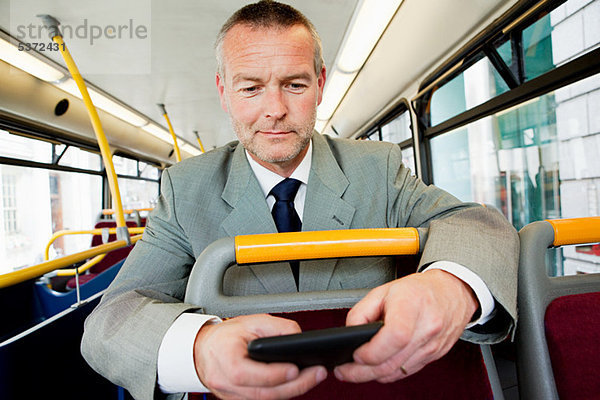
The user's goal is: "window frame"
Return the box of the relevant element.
[357,100,414,147]
[0,129,163,211]
[411,0,600,184]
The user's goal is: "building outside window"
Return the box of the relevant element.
[2,174,18,235]
[428,0,600,275]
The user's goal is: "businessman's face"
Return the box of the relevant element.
[216,24,326,173]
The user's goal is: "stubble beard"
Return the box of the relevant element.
[231,112,316,164]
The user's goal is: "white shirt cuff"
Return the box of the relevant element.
[157,313,222,394]
[422,261,495,328]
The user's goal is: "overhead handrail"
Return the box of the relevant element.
[44,227,145,261]
[158,103,182,162]
[38,15,129,244]
[0,235,143,289]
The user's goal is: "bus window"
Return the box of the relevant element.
[113,154,138,176]
[139,161,160,180]
[429,0,599,126]
[416,0,600,276]
[361,128,379,140]
[430,71,600,274]
[381,111,411,143]
[0,130,137,273]
[0,129,53,163]
[430,54,511,126]
[522,12,554,81]
[112,154,160,211]
[358,101,416,174]
[117,177,159,212]
[48,170,102,256]
[401,146,416,174]
[57,146,102,171]
[0,163,102,273]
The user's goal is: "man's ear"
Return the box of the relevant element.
[216,73,228,113]
[316,65,326,105]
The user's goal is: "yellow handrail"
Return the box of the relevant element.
[52,33,127,231]
[158,104,182,162]
[56,254,106,277]
[546,217,600,247]
[102,208,154,216]
[0,235,143,289]
[235,228,420,264]
[44,227,145,261]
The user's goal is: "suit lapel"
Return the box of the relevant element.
[220,145,297,293]
[219,135,356,294]
[300,133,355,292]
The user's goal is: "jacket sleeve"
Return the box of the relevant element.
[81,169,199,400]
[386,144,519,343]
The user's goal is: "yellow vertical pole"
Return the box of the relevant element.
[39,15,129,242]
[193,130,206,153]
[158,103,182,162]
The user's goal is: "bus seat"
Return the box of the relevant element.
[35,259,125,318]
[193,308,496,400]
[62,221,136,290]
[89,220,138,273]
[65,244,133,290]
[186,232,503,400]
[516,219,600,400]
[61,220,138,291]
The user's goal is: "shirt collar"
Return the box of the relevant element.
[245,140,312,198]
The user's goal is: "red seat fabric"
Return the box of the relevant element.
[545,292,600,400]
[191,308,492,400]
[89,221,137,274]
[64,221,137,289]
[65,273,98,289]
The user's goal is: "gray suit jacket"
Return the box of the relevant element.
[81,133,519,400]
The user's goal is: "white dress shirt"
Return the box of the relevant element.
[157,141,494,393]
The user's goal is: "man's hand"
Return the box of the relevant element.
[334,269,478,383]
[193,314,327,400]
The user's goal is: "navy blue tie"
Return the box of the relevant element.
[270,178,302,287]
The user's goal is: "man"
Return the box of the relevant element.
[82,2,518,400]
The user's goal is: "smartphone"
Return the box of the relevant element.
[247,321,383,369]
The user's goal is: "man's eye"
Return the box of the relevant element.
[288,83,307,92]
[241,86,258,93]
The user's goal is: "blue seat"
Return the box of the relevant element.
[35,259,125,319]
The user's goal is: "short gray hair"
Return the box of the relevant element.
[215,0,324,76]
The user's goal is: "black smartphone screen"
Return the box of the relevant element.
[247,321,383,369]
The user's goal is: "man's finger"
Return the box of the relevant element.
[334,354,403,383]
[351,287,422,366]
[346,284,388,326]
[236,366,327,400]
[226,357,300,388]
[238,314,302,338]
[375,338,449,384]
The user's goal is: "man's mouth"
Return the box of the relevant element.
[258,130,294,136]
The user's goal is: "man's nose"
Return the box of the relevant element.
[263,88,287,120]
